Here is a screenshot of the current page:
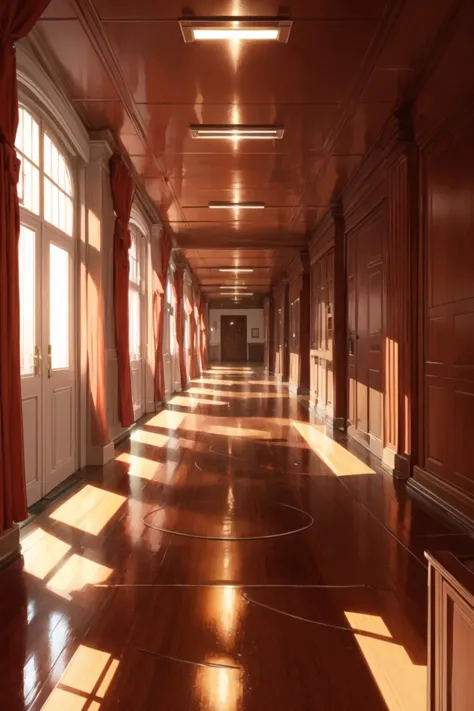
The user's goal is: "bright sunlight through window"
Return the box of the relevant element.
[15,107,40,215]
[43,133,73,236]
[19,224,36,375]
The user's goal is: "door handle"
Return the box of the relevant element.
[348,335,355,356]
[34,345,42,376]
[47,344,52,379]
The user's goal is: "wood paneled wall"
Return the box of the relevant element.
[305,0,474,525]
[273,280,289,382]
[288,252,310,394]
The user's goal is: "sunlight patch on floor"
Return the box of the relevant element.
[344,611,427,711]
[292,422,375,476]
[179,413,272,439]
[116,452,162,481]
[193,378,273,386]
[49,485,126,535]
[130,429,170,448]
[47,554,112,599]
[22,528,71,580]
[169,394,229,408]
[40,644,119,710]
[188,387,280,399]
[147,410,187,430]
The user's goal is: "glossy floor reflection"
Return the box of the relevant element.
[2,366,474,710]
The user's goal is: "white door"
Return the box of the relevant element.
[19,219,43,505]
[44,228,76,494]
[19,223,77,503]
[17,106,77,506]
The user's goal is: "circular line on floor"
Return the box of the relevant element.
[142,502,314,541]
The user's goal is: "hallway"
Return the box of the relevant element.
[2,367,473,710]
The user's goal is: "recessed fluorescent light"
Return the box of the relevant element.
[209,201,265,209]
[220,286,248,289]
[190,125,284,140]
[179,18,292,43]
[219,268,254,273]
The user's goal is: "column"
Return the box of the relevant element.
[382,108,419,479]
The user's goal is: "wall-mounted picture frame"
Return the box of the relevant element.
[251,328,259,338]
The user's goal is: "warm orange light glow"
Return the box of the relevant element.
[189,387,280,399]
[197,663,242,711]
[292,422,375,476]
[147,410,186,430]
[343,611,426,710]
[50,485,126,535]
[116,452,162,481]
[40,644,119,710]
[47,554,112,598]
[130,429,170,448]
[169,395,229,408]
[210,367,253,372]
[180,414,272,439]
[193,378,274,386]
[22,528,71,580]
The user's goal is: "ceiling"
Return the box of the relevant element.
[35,0,455,303]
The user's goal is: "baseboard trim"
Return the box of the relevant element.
[0,524,20,571]
[87,441,115,466]
[409,467,474,532]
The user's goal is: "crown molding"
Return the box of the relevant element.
[16,38,89,163]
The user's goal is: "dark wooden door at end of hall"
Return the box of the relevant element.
[221,315,248,362]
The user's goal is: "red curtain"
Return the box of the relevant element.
[110,155,135,428]
[174,271,187,388]
[0,0,51,533]
[193,294,201,377]
[199,296,208,372]
[188,292,198,379]
[153,231,171,401]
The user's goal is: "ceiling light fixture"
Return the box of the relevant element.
[209,201,265,209]
[189,125,284,140]
[219,268,254,273]
[220,286,248,289]
[179,18,292,43]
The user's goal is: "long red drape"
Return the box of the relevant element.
[153,231,171,401]
[188,292,198,379]
[199,296,208,372]
[0,0,51,533]
[110,155,135,428]
[174,271,187,388]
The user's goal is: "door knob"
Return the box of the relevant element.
[33,345,41,376]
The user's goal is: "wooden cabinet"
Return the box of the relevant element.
[427,551,474,711]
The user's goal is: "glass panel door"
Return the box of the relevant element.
[19,219,43,506]
[44,228,76,495]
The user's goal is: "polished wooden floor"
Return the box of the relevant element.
[2,366,474,710]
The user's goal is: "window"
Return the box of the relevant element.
[50,243,70,369]
[129,232,141,361]
[15,107,73,232]
[44,133,73,235]
[19,225,36,375]
[16,107,40,215]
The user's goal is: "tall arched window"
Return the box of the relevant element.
[16,105,77,505]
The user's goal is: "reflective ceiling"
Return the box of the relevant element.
[36,0,455,302]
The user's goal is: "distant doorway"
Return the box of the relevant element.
[221,315,247,362]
